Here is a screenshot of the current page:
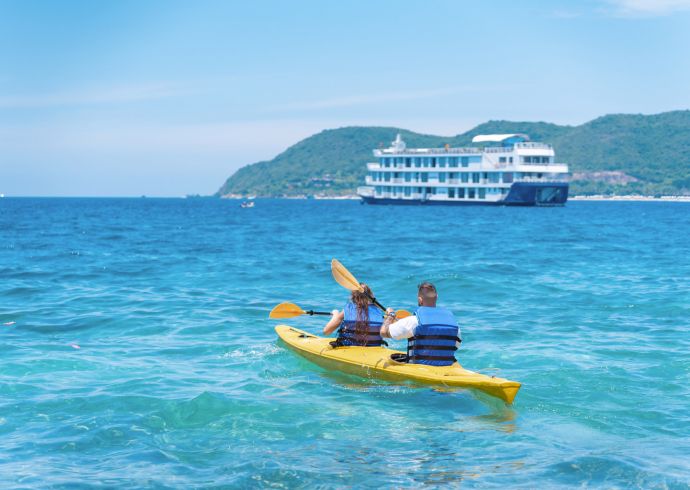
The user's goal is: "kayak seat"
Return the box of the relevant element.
[390,353,409,363]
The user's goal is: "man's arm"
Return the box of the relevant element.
[380,308,397,338]
[380,309,417,340]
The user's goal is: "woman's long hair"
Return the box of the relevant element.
[351,284,374,345]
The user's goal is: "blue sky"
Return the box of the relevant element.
[2,0,690,196]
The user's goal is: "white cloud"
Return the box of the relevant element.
[0,82,189,108]
[607,0,690,15]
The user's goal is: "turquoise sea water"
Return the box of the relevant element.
[1,198,689,488]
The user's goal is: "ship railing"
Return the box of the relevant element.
[515,142,552,150]
[513,177,569,183]
[483,147,514,153]
[374,142,551,156]
[375,147,482,156]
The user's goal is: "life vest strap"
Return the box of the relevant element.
[339,330,383,337]
[411,334,461,342]
[408,344,457,351]
[408,354,457,362]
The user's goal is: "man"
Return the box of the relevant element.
[380,282,461,366]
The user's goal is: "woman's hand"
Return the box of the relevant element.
[323,309,344,335]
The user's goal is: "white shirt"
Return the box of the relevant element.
[388,315,419,340]
[388,315,462,344]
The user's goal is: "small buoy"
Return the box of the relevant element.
[70,344,80,349]
[3,321,15,326]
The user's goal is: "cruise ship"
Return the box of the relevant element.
[357,133,569,206]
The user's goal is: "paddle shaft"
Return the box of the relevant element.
[305,310,332,316]
[367,295,386,312]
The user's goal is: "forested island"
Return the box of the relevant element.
[217,110,690,198]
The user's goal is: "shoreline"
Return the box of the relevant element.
[570,195,690,202]
[221,194,690,202]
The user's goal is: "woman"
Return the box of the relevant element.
[323,284,385,347]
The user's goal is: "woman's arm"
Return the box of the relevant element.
[323,310,344,335]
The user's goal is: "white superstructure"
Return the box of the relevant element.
[357,133,569,206]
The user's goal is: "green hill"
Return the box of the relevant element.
[217,110,690,197]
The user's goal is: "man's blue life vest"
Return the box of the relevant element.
[407,306,461,366]
[336,302,384,347]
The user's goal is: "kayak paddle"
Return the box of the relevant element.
[330,259,411,318]
[269,302,332,319]
[269,301,412,320]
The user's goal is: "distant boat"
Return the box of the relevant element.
[0,193,4,198]
[240,201,255,208]
[358,133,569,206]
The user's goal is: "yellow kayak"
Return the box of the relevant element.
[276,325,521,404]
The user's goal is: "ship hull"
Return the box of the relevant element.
[360,182,569,207]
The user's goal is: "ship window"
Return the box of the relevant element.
[449,172,456,180]
[417,187,422,193]
[405,173,411,182]
[427,187,434,194]
[450,157,458,167]
[472,173,480,183]
[384,174,391,182]
[404,187,411,196]
[461,157,469,167]
[461,173,469,183]
[439,173,446,183]
[421,173,428,183]
[458,188,465,198]
[431,158,437,168]
[468,188,476,198]
[499,157,506,163]
[489,173,500,183]
[448,188,455,198]
[414,158,421,167]
[478,188,486,199]
[503,172,513,183]
[509,157,513,163]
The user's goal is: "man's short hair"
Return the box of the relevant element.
[417,282,437,301]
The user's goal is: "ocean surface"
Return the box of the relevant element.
[1,197,689,488]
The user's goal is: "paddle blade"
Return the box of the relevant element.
[395,309,412,319]
[269,302,306,319]
[331,259,364,292]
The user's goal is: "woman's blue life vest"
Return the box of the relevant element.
[336,301,384,347]
[407,306,461,366]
